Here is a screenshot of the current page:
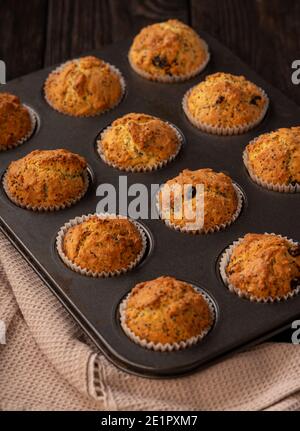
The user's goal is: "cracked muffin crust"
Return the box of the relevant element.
[183,72,268,134]
[245,127,300,187]
[4,149,88,210]
[61,216,144,275]
[44,56,123,116]
[0,92,32,151]
[225,233,300,300]
[98,113,181,171]
[121,276,213,346]
[128,19,209,82]
[158,168,239,232]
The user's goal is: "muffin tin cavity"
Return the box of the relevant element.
[1,157,93,212]
[218,234,300,303]
[95,117,185,172]
[118,279,217,352]
[156,177,245,235]
[55,214,152,277]
[44,56,127,117]
[24,105,40,139]
[0,103,39,152]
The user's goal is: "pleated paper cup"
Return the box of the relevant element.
[0,105,37,152]
[44,58,126,117]
[243,145,300,193]
[219,233,300,303]
[119,285,215,351]
[156,183,243,235]
[97,121,183,172]
[182,86,269,135]
[56,213,147,278]
[2,169,89,212]
[128,39,210,83]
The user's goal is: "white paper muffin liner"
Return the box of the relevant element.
[44,58,126,117]
[182,85,269,135]
[243,143,300,193]
[97,120,183,172]
[56,213,147,278]
[128,38,210,83]
[219,233,300,303]
[0,104,37,152]
[2,169,89,212]
[119,284,216,351]
[156,183,243,235]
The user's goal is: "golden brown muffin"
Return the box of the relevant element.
[225,233,300,300]
[0,92,32,150]
[5,149,88,210]
[61,216,144,275]
[44,56,123,116]
[129,19,209,82]
[159,168,239,232]
[98,113,181,171]
[245,127,300,187]
[183,72,268,134]
[122,276,213,346]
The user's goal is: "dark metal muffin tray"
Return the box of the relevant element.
[1,33,300,378]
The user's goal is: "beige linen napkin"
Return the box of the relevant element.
[1,230,300,411]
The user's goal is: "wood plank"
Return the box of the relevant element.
[44,0,189,66]
[45,0,112,66]
[109,0,189,41]
[190,0,300,105]
[0,0,47,80]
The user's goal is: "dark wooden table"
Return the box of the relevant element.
[0,0,300,104]
[0,0,299,342]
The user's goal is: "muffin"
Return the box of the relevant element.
[183,72,269,135]
[44,56,125,117]
[98,113,182,171]
[221,233,300,302]
[120,276,214,350]
[4,149,88,210]
[158,168,242,233]
[244,127,300,192]
[56,214,146,277]
[128,19,209,82]
[0,92,35,151]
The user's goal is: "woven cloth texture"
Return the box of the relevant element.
[1,231,300,411]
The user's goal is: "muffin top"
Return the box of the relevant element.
[246,127,300,186]
[5,149,87,209]
[159,168,238,231]
[123,276,213,345]
[0,92,32,150]
[99,113,181,171]
[226,233,300,300]
[62,216,143,274]
[129,19,208,80]
[185,73,268,131]
[45,56,123,116]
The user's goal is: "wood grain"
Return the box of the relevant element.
[1,0,300,105]
[190,0,300,104]
[0,0,47,80]
[44,0,188,66]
